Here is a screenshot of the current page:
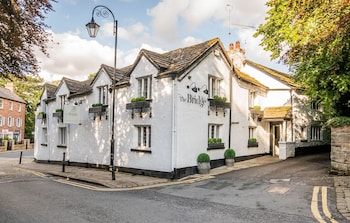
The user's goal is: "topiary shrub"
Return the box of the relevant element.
[224,148,236,159]
[197,153,210,163]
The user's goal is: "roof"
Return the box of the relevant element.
[0,87,25,103]
[61,77,92,98]
[246,60,299,88]
[263,106,292,120]
[234,67,268,90]
[45,83,58,100]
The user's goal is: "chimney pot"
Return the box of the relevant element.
[235,41,240,50]
[229,43,234,51]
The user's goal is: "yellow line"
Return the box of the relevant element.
[321,187,338,223]
[311,186,327,223]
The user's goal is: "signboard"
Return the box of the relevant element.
[63,104,81,124]
[2,129,8,134]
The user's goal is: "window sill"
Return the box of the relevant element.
[57,145,67,148]
[130,148,152,154]
[41,143,48,146]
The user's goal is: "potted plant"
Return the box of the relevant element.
[53,108,63,118]
[89,103,106,113]
[126,96,151,110]
[209,95,230,108]
[224,148,236,167]
[248,138,259,147]
[197,153,211,174]
[208,138,225,149]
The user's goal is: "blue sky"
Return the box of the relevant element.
[35,0,289,81]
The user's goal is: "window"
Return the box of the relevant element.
[138,76,152,99]
[137,125,151,149]
[208,124,221,138]
[311,101,319,110]
[98,85,109,105]
[208,76,222,98]
[42,128,48,144]
[16,118,21,127]
[9,101,13,110]
[60,95,67,109]
[249,91,257,108]
[249,127,256,139]
[58,127,67,145]
[311,125,321,140]
[0,116,3,126]
[8,116,13,127]
[301,127,307,141]
[18,104,21,112]
[0,99,3,109]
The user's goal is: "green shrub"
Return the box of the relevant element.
[253,105,261,110]
[197,153,210,163]
[208,138,215,144]
[215,138,222,143]
[131,96,146,102]
[224,148,236,159]
[39,111,46,115]
[326,116,350,127]
[55,108,63,112]
[248,138,257,143]
[92,103,103,107]
[213,95,227,102]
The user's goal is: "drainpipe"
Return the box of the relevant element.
[290,89,294,142]
[171,74,177,177]
[228,70,233,149]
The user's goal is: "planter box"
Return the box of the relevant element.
[207,143,225,150]
[208,99,231,108]
[126,101,151,110]
[88,106,107,114]
[197,162,210,174]
[53,111,63,118]
[37,113,46,119]
[248,141,259,147]
[225,158,235,167]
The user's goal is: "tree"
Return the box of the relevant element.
[254,0,350,117]
[0,0,55,78]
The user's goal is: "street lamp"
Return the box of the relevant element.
[86,5,117,180]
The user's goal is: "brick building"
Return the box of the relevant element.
[0,84,26,142]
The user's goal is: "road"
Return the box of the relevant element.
[0,150,347,222]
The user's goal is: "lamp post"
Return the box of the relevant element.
[86,5,117,180]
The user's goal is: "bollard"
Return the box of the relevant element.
[62,152,66,172]
[19,151,23,164]
[25,141,28,150]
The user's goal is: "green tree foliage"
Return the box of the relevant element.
[0,75,43,141]
[254,0,350,117]
[0,0,56,78]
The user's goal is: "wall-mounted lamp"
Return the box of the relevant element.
[187,82,198,93]
[199,85,208,94]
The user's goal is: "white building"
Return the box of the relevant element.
[35,38,329,178]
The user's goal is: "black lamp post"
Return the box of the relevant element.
[86,5,117,180]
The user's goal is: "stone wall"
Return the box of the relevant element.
[331,125,350,175]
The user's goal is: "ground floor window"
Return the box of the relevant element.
[208,124,221,139]
[248,127,256,139]
[310,125,321,141]
[42,127,47,144]
[137,125,151,149]
[58,127,67,146]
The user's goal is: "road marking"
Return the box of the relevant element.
[311,186,338,223]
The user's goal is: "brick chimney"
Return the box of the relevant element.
[229,43,234,52]
[235,41,240,50]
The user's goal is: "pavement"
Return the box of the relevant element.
[9,151,350,221]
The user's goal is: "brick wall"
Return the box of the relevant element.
[331,126,350,175]
[0,98,26,141]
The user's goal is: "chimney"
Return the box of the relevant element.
[5,83,14,92]
[235,41,240,50]
[229,43,234,52]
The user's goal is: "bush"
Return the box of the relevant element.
[131,96,146,102]
[55,108,63,112]
[224,148,236,159]
[92,103,103,107]
[197,153,210,163]
[326,116,350,127]
[248,138,257,143]
[213,95,227,102]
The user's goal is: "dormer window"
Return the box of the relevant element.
[138,76,152,99]
[208,76,223,98]
[60,95,66,109]
[98,85,109,105]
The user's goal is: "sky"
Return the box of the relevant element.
[35,0,289,81]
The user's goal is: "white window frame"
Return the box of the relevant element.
[249,127,256,139]
[138,76,152,99]
[0,116,3,126]
[136,125,151,149]
[98,85,109,105]
[60,95,67,109]
[18,104,21,112]
[310,125,322,141]
[248,91,257,108]
[208,76,223,98]
[16,118,21,127]
[0,99,3,109]
[9,101,13,110]
[42,127,48,144]
[7,116,13,127]
[208,124,221,139]
[58,127,67,146]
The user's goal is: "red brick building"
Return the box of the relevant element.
[0,84,26,142]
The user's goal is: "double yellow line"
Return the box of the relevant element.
[311,186,338,223]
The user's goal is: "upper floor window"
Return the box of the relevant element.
[98,85,109,105]
[9,101,13,110]
[311,101,319,110]
[60,95,67,109]
[311,125,322,141]
[137,125,151,149]
[42,127,48,144]
[18,104,21,112]
[0,116,3,126]
[8,116,13,127]
[0,99,3,109]
[16,118,22,127]
[138,76,152,99]
[208,76,222,98]
[249,91,257,108]
[59,127,67,146]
